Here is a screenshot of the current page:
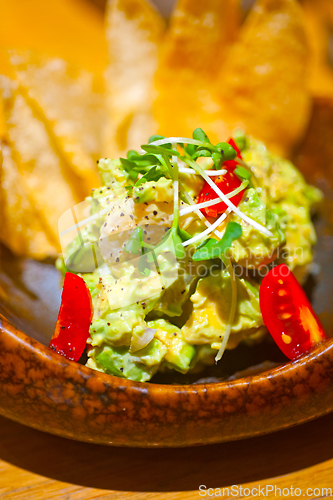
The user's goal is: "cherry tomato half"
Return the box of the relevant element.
[259,264,326,360]
[49,272,93,361]
[197,172,244,218]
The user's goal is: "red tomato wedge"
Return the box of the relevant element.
[49,273,93,361]
[197,138,245,218]
[259,264,326,360]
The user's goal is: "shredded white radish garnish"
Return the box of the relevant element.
[204,221,223,238]
[204,170,228,177]
[193,164,273,237]
[179,167,227,176]
[149,135,272,236]
[173,180,179,213]
[182,211,228,247]
[215,258,237,362]
[179,181,248,217]
[180,189,225,240]
[59,207,108,238]
[149,137,205,147]
[172,143,180,221]
[180,197,222,215]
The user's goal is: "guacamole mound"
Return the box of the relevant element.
[57,134,322,382]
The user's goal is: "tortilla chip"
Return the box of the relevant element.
[104,0,165,157]
[0,141,58,259]
[153,0,240,141]
[0,76,86,251]
[7,51,104,195]
[214,0,311,156]
[302,0,333,98]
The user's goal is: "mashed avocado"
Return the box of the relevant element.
[57,131,321,381]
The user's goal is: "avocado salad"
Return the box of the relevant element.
[56,129,322,382]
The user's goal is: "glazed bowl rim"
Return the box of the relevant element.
[2,312,332,392]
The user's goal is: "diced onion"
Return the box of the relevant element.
[130,328,157,353]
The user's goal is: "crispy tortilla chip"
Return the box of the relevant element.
[153,0,240,141]
[7,51,104,195]
[104,0,165,157]
[0,141,58,259]
[214,0,311,156]
[302,0,333,98]
[0,76,87,252]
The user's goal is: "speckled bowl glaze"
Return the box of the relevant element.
[0,314,333,447]
[1,98,333,447]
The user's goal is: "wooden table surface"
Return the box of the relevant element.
[0,412,333,499]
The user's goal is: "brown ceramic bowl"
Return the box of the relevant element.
[1,99,333,448]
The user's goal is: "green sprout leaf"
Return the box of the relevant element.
[192,222,242,261]
[138,255,151,276]
[234,166,251,181]
[212,151,223,169]
[141,144,180,157]
[192,128,211,143]
[193,148,212,160]
[120,158,140,180]
[135,165,165,187]
[125,227,144,255]
[148,135,171,149]
[171,229,186,259]
[127,150,140,160]
[216,142,237,161]
[178,227,192,242]
[120,152,164,181]
[234,166,254,188]
[233,130,247,151]
[185,144,196,156]
[192,238,221,261]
